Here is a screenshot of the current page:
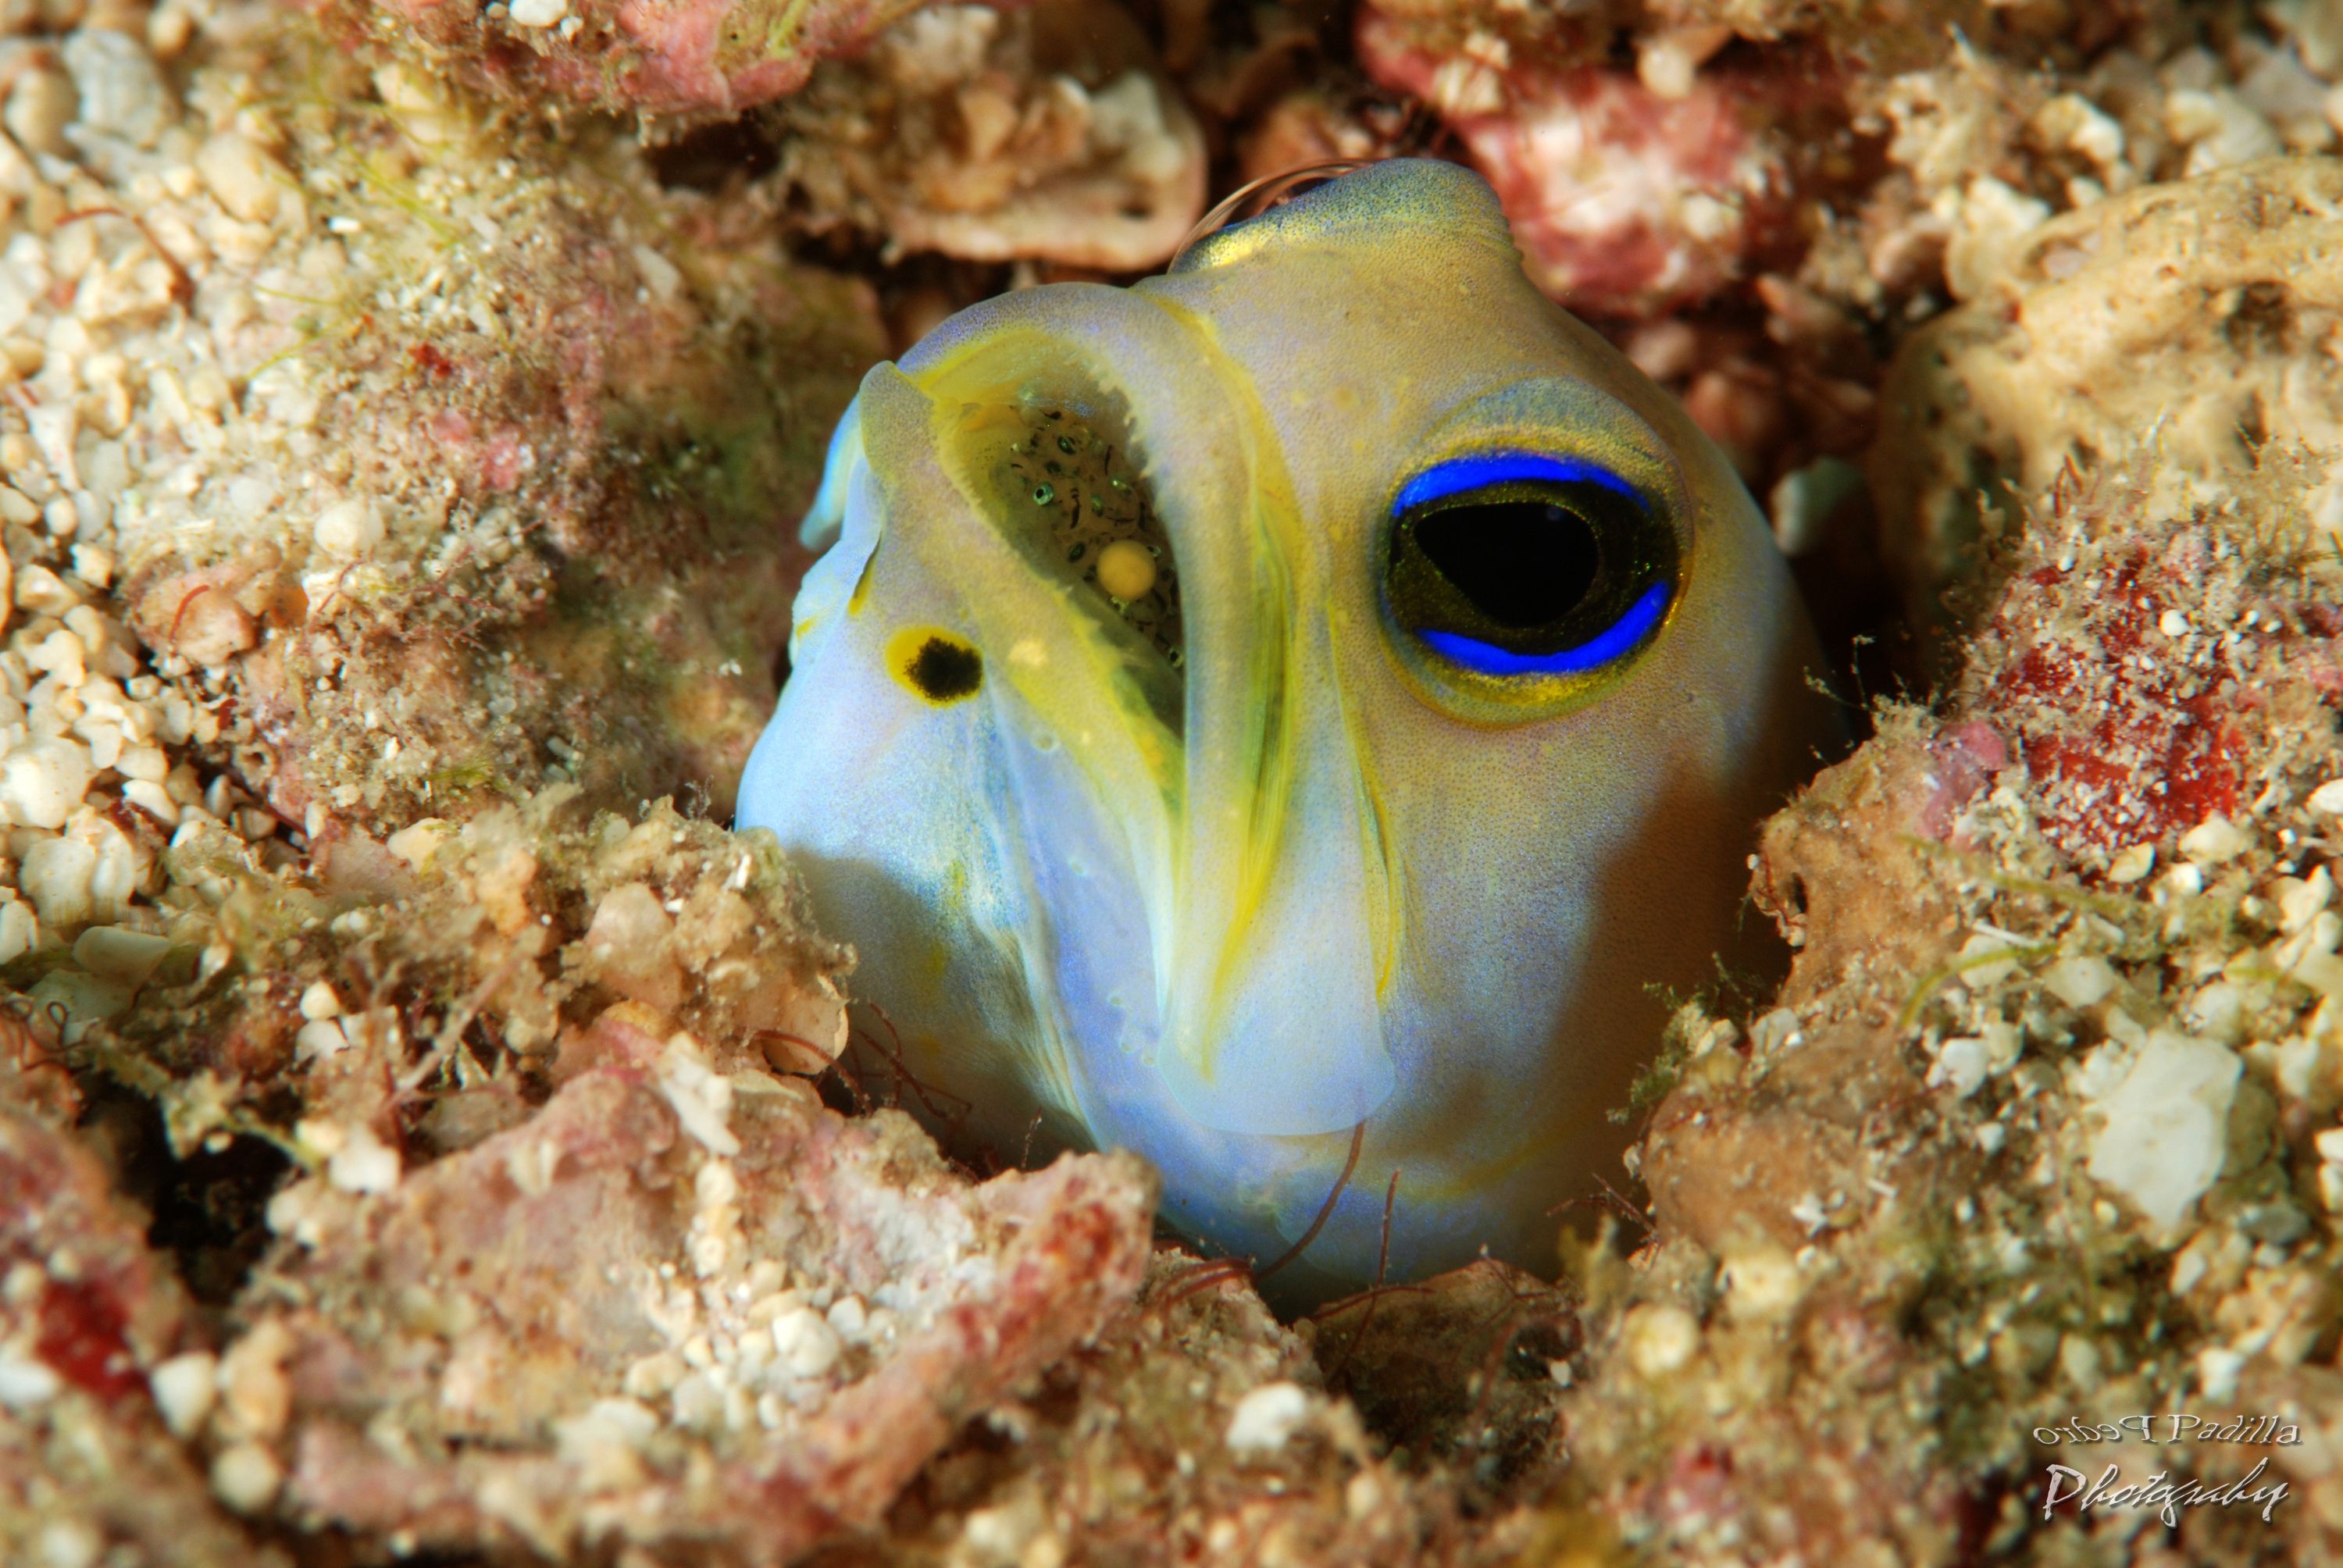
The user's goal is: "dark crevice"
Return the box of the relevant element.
[83,1085,291,1310]
[647,118,783,191]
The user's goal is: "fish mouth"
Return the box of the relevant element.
[928,348,1186,742]
[898,301,1402,1139]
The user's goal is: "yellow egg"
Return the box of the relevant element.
[1094,539,1157,601]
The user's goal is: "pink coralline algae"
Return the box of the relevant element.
[226,1007,1157,1566]
[1910,721,2010,843]
[326,0,935,116]
[1356,11,1841,317]
[1,1057,283,1568]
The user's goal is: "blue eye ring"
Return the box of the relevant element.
[1394,451,1645,514]
[1382,450,1680,690]
[1414,581,1671,675]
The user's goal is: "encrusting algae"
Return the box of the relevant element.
[5,0,2343,1563]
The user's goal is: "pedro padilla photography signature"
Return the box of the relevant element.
[2034,1413,2298,1526]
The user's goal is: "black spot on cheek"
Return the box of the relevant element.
[908,637,982,702]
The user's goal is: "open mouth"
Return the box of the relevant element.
[934,358,1189,739]
[981,401,1186,670]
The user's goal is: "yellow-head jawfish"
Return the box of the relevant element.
[739,159,1834,1302]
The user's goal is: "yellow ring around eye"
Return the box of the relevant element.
[886,626,985,706]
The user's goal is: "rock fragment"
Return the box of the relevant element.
[228,1042,1156,1565]
[1873,156,2343,640]
[0,1105,287,1568]
[777,0,1207,271]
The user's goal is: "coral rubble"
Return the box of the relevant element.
[1874,155,2343,647]
[1356,4,1848,319]
[1560,439,2343,1563]
[307,0,932,118]
[2,1053,290,1568]
[236,1013,1156,1564]
[775,0,1207,272]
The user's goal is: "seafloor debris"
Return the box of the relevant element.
[0,0,879,876]
[0,0,872,1097]
[808,1256,1501,1565]
[1873,155,2343,649]
[102,785,855,1145]
[1571,446,2343,1562]
[774,0,1207,272]
[1344,0,2343,591]
[1,1051,290,1568]
[311,0,1211,273]
[305,0,932,118]
[1355,5,1849,319]
[222,1005,1155,1564]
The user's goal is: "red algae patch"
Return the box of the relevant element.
[1979,543,2255,866]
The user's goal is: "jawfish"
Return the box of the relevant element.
[739,159,1831,1300]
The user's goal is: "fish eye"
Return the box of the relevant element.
[1384,453,1678,679]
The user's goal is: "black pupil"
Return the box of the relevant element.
[1385,476,1674,662]
[1414,501,1599,629]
